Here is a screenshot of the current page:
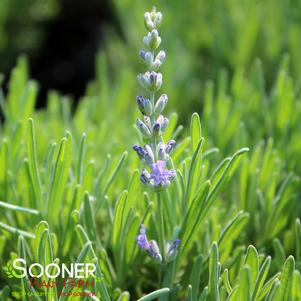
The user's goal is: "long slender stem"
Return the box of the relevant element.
[157,191,165,261]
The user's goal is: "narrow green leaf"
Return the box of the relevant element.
[0,236,6,257]
[117,292,130,301]
[18,236,41,301]
[0,200,39,215]
[234,266,251,301]
[76,133,86,184]
[198,287,208,301]
[47,132,72,224]
[265,280,281,301]
[292,270,301,301]
[27,118,43,211]
[208,242,220,301]
[222,269,232,295]
[190,112,202,151]
[163,112,178,141]
[179,180,210,255]
[35,221,49,260]
[273,238,286,267]
[187,285,193,301]
[244,245,259,293]
[112,191,128,248]
[186,138,204,204]
[275,256,295,301]
[201,148,249,221]
[219,211,249,258]
[137,288,170,301]
[0,222,35,239]
[257,273,281,300]
[81,191,97,242]
[189,255,203,301]
[252,256,271,301]
[295,219,301,262]
[97,151,128,213]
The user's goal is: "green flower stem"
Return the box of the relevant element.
[157,191,165,261]
[150,91,158,161]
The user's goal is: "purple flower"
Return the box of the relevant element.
[150,160,176,187]
[136,225,163,263]
[136,224,150,250]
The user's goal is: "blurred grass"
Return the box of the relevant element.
[112,0,301,120]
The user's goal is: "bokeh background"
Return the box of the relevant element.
[1,0,301,112]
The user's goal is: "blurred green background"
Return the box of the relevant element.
[1,0,301,113]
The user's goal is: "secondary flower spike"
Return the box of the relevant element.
[136,224,162,263]
[136,224,180,264]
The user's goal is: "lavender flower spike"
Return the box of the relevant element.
[133,8,180,263]
[133,7,176,191]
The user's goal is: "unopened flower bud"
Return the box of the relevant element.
[144,116,152,129]
[152,51,166,69]
[153,122,161,136]
[140,49,154,67]
[158,142,167,161]
[149,71,162,91]
[165,140,176,154]
[148,240,162,263]
[156,50,166,62]
[141,169,151,185]
[139,49,147,60]
[136,119,151,138]
[137,72,163,92]
[137,73,148,89]
[165,239,180,263]
[154,94,168,115]
[143,30,161,50]
[145,52,153,66]
[136,96,152,115]
[153,11,163,28]
[144,8,163,31]
[133,144,146,159]
[160,117,169,132]
[144,144,155,164]
[144,12,154,31]
[156,115,169,133]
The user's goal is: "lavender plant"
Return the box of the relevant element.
[1,5,301,301]
[133,7,180,264]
